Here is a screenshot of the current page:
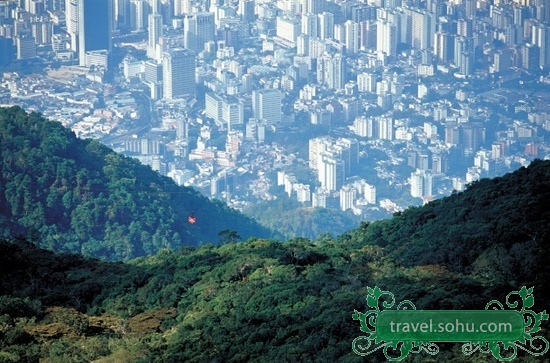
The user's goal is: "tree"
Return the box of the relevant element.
[218,230,241,245]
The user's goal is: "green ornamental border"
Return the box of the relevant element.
[352,286,549,361]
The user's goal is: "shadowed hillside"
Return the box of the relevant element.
[0,106,273,260]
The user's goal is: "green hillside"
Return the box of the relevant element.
[0,106,273,260]
[343,158,550,280]
[244,197,369,240]
[0,160,549,362]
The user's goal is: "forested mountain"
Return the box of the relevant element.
[0,160,549,362]
[0,106,273,260]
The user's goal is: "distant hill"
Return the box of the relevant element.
[244,197,367,240]
[0,106,273,260]
[0,159,548,362]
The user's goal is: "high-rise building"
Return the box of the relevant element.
[252,89,282,125]
[340,185,356,211]
[176,118,188,140]
[301,0,324,15]
[65,0,79,51]
[459,51,474,76]
[238,0,255,23]
[445,122,460,146]
[317,12,334,40]
[409,8,435,50]
[296,34,309,55]
[225,131,241,159]
[344,20,359,54]
[410,169,433,198]
[334,24,345,43]
[365,183,376,204]
[377,19,397,57]
[464,0,476,19]
[301,13,318,37]
[532,23,550,68]
[453,36,473,69]
[334,137,359,175]
[535,1,549,22]
[431,153,448,174]
[461,122,485,152]
[183,12,214,53]
[352,116,372,137]
[130,0,149,31]
[162,48,196,99]
[144,59,163,83]
[78,0,112,67]
[493,49,513,73]
[359,20,377,50]
[378,117,393,140]
[317,52,346,90]
[522,42,540,72]
[433,30,449,62]
[245,119,266,143]
[16,36,36,59]
[31,21,53,45]
[147,13,162,61]
[457,18,473,37]
[0,36,13,66]
[318,152,345,192]
[357,72,377,92]
[114,0,131,32]
[276,16,301,46]
[309,136,333,169]
[205,92,244,129]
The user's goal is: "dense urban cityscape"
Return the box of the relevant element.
[0,0,549,229]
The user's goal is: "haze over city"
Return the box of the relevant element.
[0,0,549,236]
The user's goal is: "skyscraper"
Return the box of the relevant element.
[532,23,550,68]
[162,48,196,99]
[0,36,13,66]
[433,30,449,62]
[252,89,282,126]
[276,16,301,46]
[344,20,359,54]
[318,152,345,192]
[301,0,324,15]
[78,0,112,67]
[114,0,131,32]
[301,13,318,37]
[319,53,346,90]
[147,13,162,61]
[410,170,433,198]
[409,8,435,50]
[129,0,149,31]
[377,19,397,57]
[238,0,255,23]
[522,42,540,72]
[65,0,78,51]
[183,12,214,53]
[317,12,334,40]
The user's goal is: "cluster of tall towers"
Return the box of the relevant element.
[65,0,200,99]
[65,0,112,67]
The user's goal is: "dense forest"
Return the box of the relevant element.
[0,158,549,361]
[0,107,273,260]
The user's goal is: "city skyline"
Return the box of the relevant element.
[0,0,549,220]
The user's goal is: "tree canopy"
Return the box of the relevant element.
[0,107,273,260]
